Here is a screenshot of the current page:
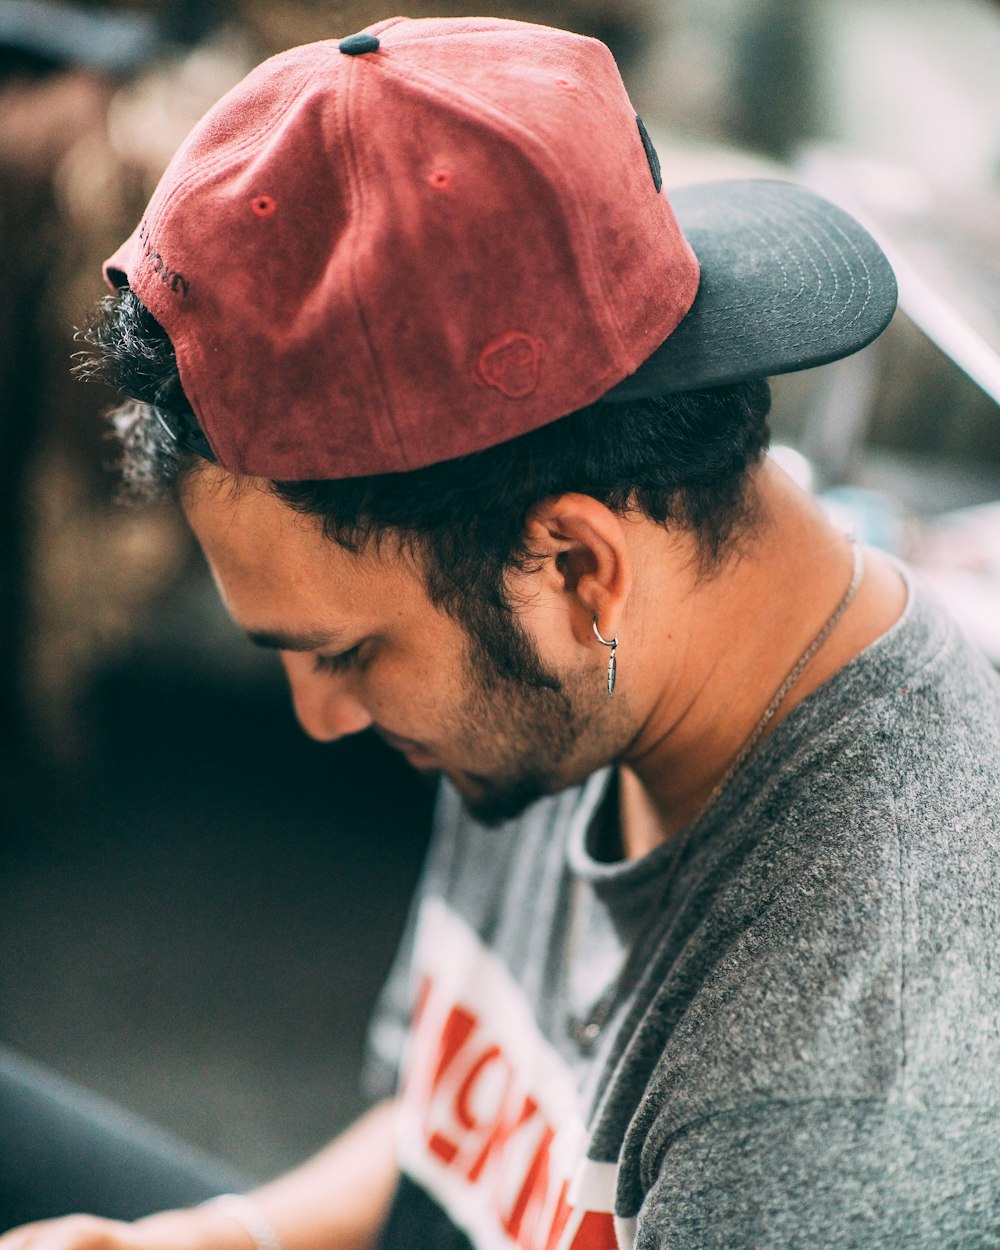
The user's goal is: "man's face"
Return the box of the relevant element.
[182,468,631,825]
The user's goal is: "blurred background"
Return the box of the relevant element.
[1,0,998,1182]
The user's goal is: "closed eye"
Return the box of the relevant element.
[313,645,363,675]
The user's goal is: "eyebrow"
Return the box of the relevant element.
[246,627,347,653]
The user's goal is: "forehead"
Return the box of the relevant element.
[180,466,424,628]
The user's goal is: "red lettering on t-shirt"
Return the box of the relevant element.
[568,1211,618,1250]
[542,1179,573,1250]
[400,948,621,1250]
[467,1091,535,1183]
[457,1045,504,1131]
[425,1004,477,1163]
[503,1123,555,1246]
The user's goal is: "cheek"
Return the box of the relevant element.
[362,639,468,730]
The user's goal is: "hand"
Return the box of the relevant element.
[0,1207,253,1250]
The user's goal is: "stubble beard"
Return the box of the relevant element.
[442,631,628,828]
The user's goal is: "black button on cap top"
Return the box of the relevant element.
[339,33,380,55]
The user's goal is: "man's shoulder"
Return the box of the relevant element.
[751,569,1000,833]
[612,586,1000,1168]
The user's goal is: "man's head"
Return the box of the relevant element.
[79,16,897,820]
[179,459,637,826]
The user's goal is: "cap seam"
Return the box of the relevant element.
[339,52,408,470]
[365,15,411,37]
[141,54,330,251]
[368,52,632,368]
[135,54,341,466]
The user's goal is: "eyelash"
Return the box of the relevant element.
[313,645,363,675]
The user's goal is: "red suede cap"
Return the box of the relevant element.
[103,16,897,480]
[103,16,699,479]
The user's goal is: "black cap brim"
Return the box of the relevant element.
[603,179,898,400]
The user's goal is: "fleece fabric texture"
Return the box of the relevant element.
[366,568,1000,1249]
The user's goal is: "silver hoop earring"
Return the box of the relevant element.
[592,617,619,697]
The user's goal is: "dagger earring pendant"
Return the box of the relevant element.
[592,618,619,696]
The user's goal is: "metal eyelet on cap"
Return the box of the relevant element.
[339,33,380,55]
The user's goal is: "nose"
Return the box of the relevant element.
[280,652,374,742]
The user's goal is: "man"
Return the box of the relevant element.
[3,14,1000,1250]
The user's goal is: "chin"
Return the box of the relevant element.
[452,769,559,829]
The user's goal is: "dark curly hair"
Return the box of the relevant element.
[77,289,772,682]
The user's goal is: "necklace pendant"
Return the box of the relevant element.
[566,1014,602,1049]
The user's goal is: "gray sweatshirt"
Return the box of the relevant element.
[367,569,1000,1249]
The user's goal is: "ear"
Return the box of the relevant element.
[519,493,632,644]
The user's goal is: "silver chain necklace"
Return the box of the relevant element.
[565,542,865,1050]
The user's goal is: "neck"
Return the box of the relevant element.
[618,459,907,858]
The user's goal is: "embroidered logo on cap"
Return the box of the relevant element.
[475,331,544,399]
